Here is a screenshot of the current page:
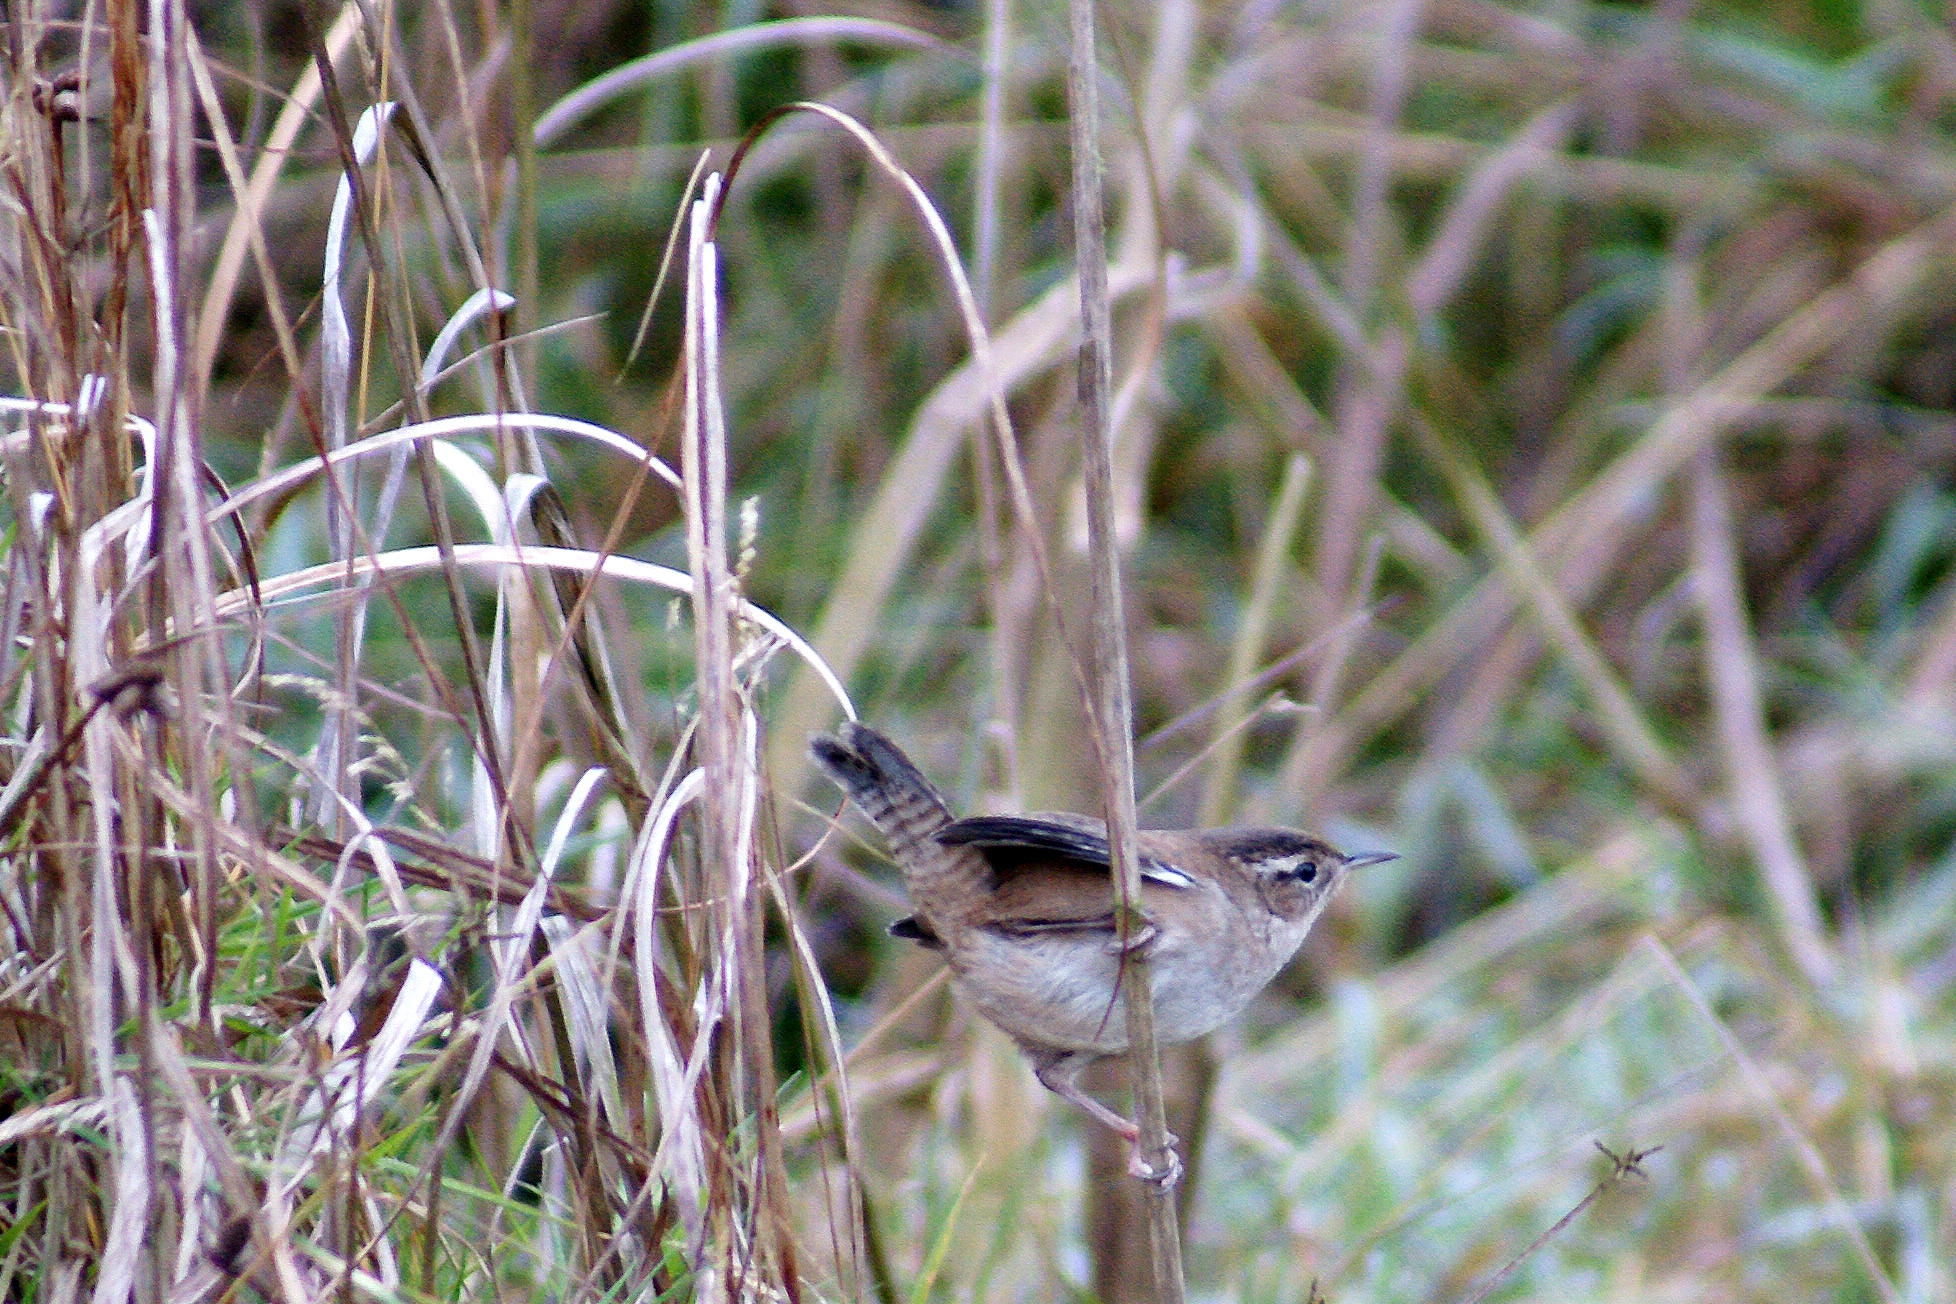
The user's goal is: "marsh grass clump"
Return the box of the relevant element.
[1,2,1952,1301]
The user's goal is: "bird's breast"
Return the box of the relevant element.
[944,906,1295,1055]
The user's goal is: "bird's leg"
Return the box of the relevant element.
[1034,1053,1183,1187]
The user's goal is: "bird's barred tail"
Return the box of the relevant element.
[810,723,992,927]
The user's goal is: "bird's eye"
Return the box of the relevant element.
[1265,855,1316,882]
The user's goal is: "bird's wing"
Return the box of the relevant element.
[935,814,1197,889]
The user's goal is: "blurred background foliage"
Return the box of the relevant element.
[3,0,1955,1300]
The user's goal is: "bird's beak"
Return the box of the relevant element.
[1341,850,1400,870]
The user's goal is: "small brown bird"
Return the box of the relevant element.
[811,722,1395,1183]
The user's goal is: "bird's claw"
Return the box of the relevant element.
[1127,1135,1183,1188]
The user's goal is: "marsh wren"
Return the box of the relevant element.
[811,722,1395,1183]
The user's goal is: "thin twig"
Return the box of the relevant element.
[1456,1142,1661,1304]
[1066,0,1187,1298]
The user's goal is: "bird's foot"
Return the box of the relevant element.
[1126,1133,1183,1188]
